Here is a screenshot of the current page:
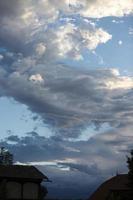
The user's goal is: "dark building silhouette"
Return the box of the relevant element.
[88,174,132,200]
[0,165,49,199]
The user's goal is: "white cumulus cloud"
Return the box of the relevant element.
[44,23,112,60]
[81,0,133,18]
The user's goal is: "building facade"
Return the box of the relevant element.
[0,165,48,200]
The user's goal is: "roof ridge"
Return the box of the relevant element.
[0,164,48,180]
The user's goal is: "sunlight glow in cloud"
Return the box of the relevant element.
[105,76,133,90]
[29,74,44,83]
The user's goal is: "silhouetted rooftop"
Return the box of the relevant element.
[88,174,129,200]
[0,165,48,181]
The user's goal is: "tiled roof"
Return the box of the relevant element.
[0,165,48,180]
[88,174,129,200]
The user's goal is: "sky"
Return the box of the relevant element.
[0,0,133,199]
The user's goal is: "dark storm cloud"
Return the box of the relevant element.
[0,1,33,54]
[3,132,80,162]
[57,162,100,175]
[42,165,103,199]
[7,135,20,142]
[2,124,133,171]
[0,0,22,17]
[0,61,133,138]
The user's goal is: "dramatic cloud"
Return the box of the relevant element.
[0,10,112,61]
[3,123,133,173]
[0,57,133,138]
[1,122,133,198]
[0,1,133,198]
[43,23,112,59]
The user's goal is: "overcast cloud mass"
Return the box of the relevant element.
[0,0,133,199]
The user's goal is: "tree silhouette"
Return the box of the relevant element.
[0,147,13,165]
[127,149,133,188]
[40,185,48,199]
[126,149,133,200]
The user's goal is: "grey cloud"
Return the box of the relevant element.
[3,132,80,162]
[41,165,100,199]
[2,124,133,171]
[58,162,100,175]
[0,0,24,17]
[0,0,112,58]
[0,60,133,138]
[0,1,120,139]
[6,135,20,142]
[1,124,132,198]
[43,166,102,199]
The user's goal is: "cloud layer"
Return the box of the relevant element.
[1,59,133,138]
